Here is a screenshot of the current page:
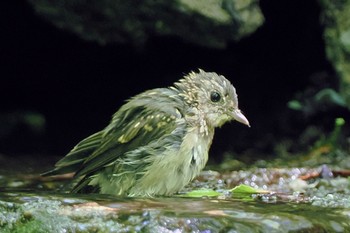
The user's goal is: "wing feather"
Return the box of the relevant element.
[74,107,177,177]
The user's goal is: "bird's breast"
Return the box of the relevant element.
[179,128,214,179]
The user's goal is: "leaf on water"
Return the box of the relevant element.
[230,184,270,199]
[180,189,221,197]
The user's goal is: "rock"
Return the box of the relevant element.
[28,0,264,48]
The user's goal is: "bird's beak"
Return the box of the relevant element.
[232,109,250,127]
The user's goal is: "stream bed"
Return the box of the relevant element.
[1,154,350,232]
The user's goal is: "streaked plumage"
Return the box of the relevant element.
[43,69,249,196]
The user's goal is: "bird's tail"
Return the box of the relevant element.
[42,131,103,176]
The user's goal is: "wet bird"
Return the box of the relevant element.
[43,69,250,196]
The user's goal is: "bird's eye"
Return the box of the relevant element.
[210,91,221,102]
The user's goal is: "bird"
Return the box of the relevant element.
[42,69,250,197]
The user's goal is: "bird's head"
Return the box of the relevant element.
[174,69,250,128]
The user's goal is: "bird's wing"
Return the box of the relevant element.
[43,87,184,188]
[73,104,180,178]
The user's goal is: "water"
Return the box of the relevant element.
[1,154,350,232]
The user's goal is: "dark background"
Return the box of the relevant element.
[1,0,337,161]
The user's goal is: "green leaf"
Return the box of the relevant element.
[287,100,303,110]
[335,117,345,127]
[230,184,267,200]
[314,88,347,107]
[230,184,258,193]
[180,189,221,198]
